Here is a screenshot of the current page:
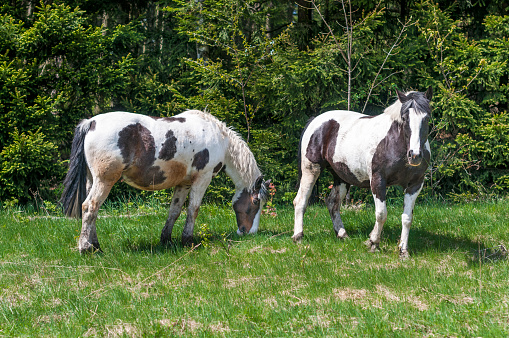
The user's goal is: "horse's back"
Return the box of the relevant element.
[83,111,228,190]
[300,110,395,186]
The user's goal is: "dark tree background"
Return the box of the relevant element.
[0,0,508,205]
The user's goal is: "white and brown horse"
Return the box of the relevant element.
[61,110,270,253]
[293,87,432,258]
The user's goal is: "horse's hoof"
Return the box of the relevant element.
[399,249,410,260]
[336,228,349,240]
[79,241,101,254]
[160,235,173,246]
[292,232,303,243]
[160,238,174,247]
[364,239,379,253]
[181,236,194,246]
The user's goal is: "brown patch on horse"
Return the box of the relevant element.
[192,149,209,170]
[151,116,186,123]
[85,152,124,188]
[213,162,223,174]
[330,161,371,188]
[306,119,368,187]
[117,123,168,188]
[159,130,178,161]
[305,119,340,165]
[233,188,259,233]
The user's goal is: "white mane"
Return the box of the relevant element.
[185,110,262,188]
[383,96,404,123]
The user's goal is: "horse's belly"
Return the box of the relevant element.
[330,137,372,187]
[122,160,189,191]
[330,160,371,187]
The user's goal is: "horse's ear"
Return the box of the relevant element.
[396,89,409,103]
[253,175,264,191]
[425,86,433,100]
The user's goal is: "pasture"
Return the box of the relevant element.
[0,198,508,336]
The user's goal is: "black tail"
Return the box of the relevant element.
[296,116,316,190]
[60,120,92,218]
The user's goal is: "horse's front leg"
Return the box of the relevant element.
[366,177,387,253]
[326,181,349,239]
[181,176,212,245]
[400,183,423,259]
[160,185,191,245]
[292,162,320,242]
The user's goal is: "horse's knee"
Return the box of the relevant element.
[401,213,412,226]
[375,209,387,223]
[82,199,99,214]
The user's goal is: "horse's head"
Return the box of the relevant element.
[397,86,433,167]
[233,176,270,235]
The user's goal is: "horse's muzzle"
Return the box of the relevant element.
[407,150,422,167]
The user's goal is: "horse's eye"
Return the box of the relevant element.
[253,198,260,205]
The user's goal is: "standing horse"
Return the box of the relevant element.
[293,87,432,258]
[60,110,270,253]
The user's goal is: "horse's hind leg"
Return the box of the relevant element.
[399,183,423,259]
[326,181,349,239]
[366,177,387,253]
[160,185,191,245]
[292,161,321,242]
[79,178,117,253]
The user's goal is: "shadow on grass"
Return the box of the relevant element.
[291,219,508,265]
[113,218,508,266]
[117,230,246,255]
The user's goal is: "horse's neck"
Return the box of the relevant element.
[223,164,247,190]
[223,142,261,190]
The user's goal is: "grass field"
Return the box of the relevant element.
[0,198,508,337]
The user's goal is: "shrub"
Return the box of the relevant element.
[0,129,64,203]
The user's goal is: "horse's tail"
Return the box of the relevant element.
[296,116,316,190]
[60,120,93,218]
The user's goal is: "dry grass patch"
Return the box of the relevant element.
[333,287,368,301]
[105,321,139,337]
[436,293,475,305]
[159,317,203,335]
[376,284,401,302]
[248,245,287,254]
[332,286,430,311]
[263,296,278,308]
[36,313,70,325]
[309,313,332,328]
[0,292,30,307]
[208,322,231,334]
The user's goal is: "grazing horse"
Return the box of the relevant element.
[60,110,270,253]
[293,87,432,258]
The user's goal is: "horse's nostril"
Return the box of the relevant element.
[240,226,246,233]
[408,150,421,160]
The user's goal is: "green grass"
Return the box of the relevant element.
[1,199,508,336]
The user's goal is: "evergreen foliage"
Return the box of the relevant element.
[0,0,507,205]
